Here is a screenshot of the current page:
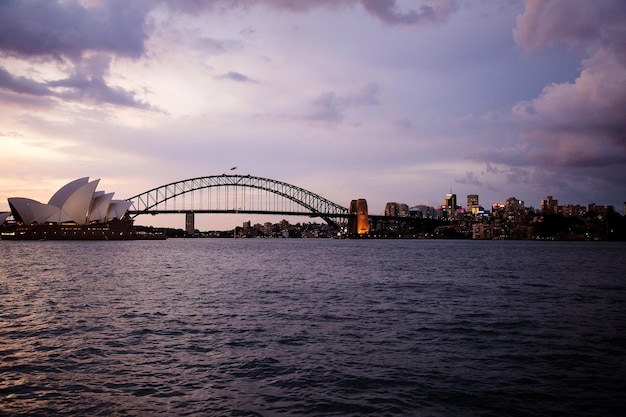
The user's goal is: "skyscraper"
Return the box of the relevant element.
[444,193,457,219]
[467,194,479,214]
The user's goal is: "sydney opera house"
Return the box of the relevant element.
[0,177,151,240]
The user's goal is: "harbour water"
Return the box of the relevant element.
[1,239,625,416]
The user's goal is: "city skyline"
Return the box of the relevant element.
[1,1,625,230]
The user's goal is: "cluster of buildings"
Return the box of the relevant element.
[381,193,624,240]
[385,193,620,221]
[190,193,624,240]
[386,194,619,221]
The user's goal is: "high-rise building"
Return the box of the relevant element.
[445,193,457,211]
[505,197,525,220]
[444,193,457,219]
[541,196,558,214]
[467,194,479,214]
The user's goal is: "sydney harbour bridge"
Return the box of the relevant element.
[125,174,362,233]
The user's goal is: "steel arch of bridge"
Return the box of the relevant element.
[126,174,349,229]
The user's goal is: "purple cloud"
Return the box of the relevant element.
[0,0,453,112]
[160,0,456,27]
[455,171,482,187]
[306,82,381,123]
[0,66,53,96]
[0,0,150,60]
[57,55,152,109]
[361,0,456,26]
[0,0,153,108]
[0,56,151,109]
[215,71,259,83]
[471,0,626,196]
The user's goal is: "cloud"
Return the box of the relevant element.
[455,171,482,187]
[49,54,153,109]
[215,71,259,83]
[0,0,154,109]
[160,0,456,27]
[513,0,600,53]
[472,0,626,192]
[306,82,381,123]
[361,0,457,26]
[0,0,454,112]
[0,0,151,60]
[0,66,53,97]
[0,55,152,109]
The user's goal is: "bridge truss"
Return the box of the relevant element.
[126,175,350,230]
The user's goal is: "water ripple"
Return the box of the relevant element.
[1,239,625,416]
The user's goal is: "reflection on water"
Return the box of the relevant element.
[1,239,625,416]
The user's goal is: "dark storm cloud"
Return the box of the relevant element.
[471,0,626,198]
[0,0,151,60]
[0,0,152,108]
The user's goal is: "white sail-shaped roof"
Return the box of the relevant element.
[48,177,89,208]
[8,197,60,225]
[7,177,130,226]
[0,212,10,224]
[89,192,114,222]
[60,179,100,225]
[108,200,132,219]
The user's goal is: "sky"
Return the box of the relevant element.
[1,0,625,230]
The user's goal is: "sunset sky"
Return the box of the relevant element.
[1,0,625,229]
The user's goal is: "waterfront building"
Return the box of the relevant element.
[7,177,131,226]
[384,202,409,217]
[563,204,586,218]
[541,195,558,214]
[385,202,400,216]
[0,177,162,240]
[491,203,506,219]
[588,203,609,219]
[408,207,424,218]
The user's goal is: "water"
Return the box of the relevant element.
[1,239,625,416]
